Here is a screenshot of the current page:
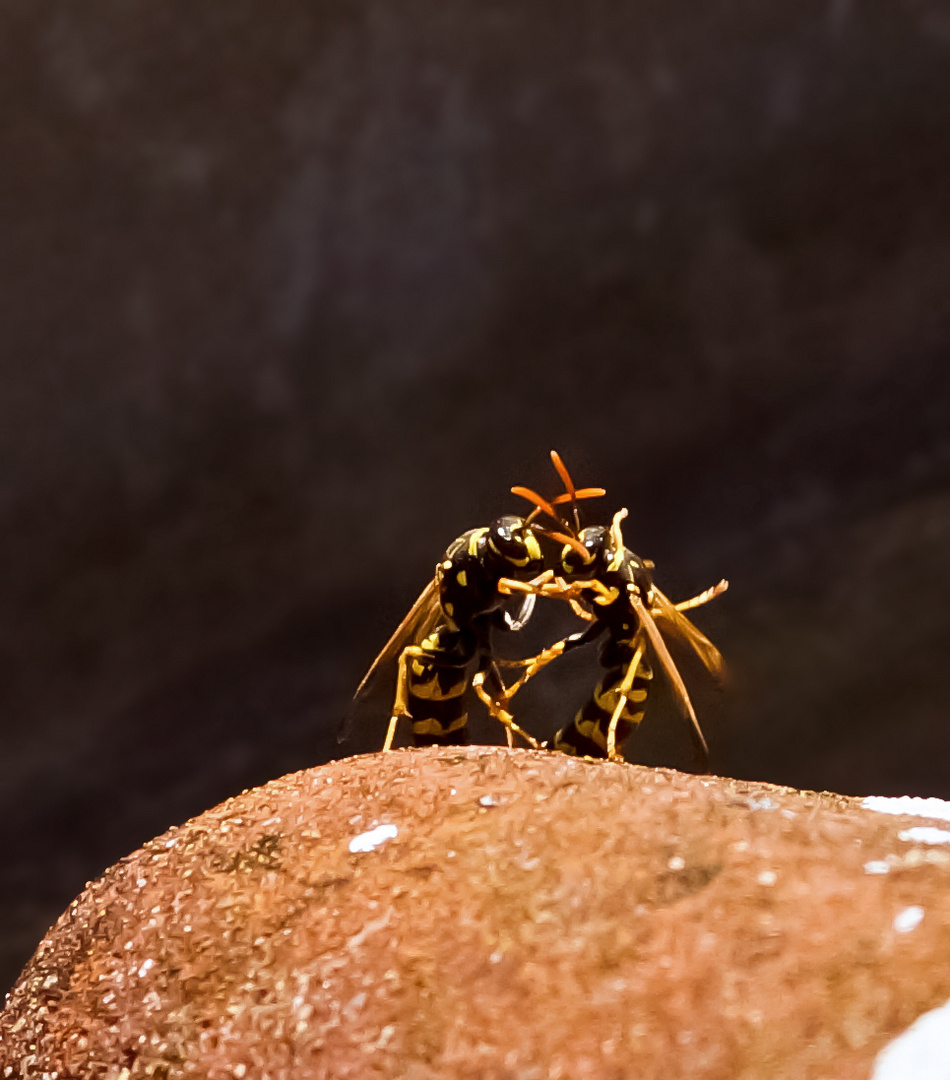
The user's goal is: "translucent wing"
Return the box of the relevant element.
[338,576,443,742]
[649,587,725,683]
[629,591,709,768]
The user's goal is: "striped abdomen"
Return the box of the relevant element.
[406,626,473,746]
[553,652,654,758]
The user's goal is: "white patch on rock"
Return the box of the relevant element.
[871,996,950,1079]
[348,823,398,853]
[862,796,950,824]
[898,826,950,845]
[893,906,925,934]
[864,860,890,875]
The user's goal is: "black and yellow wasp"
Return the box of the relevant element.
[343,456,604,751]
[500,486,728,767]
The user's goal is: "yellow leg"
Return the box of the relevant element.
[496,639,569,698]
[675,579,729,612]
[606,641,645,762]
[472,670,540,749]
[384,645,426,751]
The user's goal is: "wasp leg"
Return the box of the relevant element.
[606,640,646,762]
[496,570,554,600]
[502,618,608,699]
[472,664,540,749]
[498,639,567,697]
[673,579,729,612]
[385,644,427,751]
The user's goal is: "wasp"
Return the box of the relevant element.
[343,459,605,752]
[501,487,728,767]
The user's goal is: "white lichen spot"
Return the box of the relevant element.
[748,797,777,811]
[757,870,778,887]
[667,855,686,871]
[870,995,950,1079]
[893,906,925,934]
[348,824,398,853]
[864,860,891,875]
[898,826,950,846]
[863,796,950,824]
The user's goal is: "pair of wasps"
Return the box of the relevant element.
[343,452,727,765]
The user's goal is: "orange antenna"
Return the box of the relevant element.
[512,453,605,532]
[540,528,591,562]
[549,450,605,531]
[511,485,562,527]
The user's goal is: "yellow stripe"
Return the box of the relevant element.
[468,528,488,557]
[553,729,579,755]
[412,713,468,736]
[410,676,467,700]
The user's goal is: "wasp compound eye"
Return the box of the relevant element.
[487,515,543,571]
[562,525,608,575]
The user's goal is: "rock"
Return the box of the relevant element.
[2,746,949,1078]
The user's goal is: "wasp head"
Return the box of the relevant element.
[560,525,611,578]
[485,515,544,576]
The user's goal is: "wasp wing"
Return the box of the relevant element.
[629,590,710,769]
[338,576,443,742]
[649,587,725,683]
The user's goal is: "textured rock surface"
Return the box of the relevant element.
[3,747,949,1078]
[3,0,950,996]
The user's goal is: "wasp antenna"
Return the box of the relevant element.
[540,528,590,562]
[550,487,607,506]
[511,485,561,526]
[550,450,575,499]
[550,452,606,530]
[550,449,583,532]
[609,508,629,553]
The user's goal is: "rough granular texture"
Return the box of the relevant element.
[2,747,950,1078]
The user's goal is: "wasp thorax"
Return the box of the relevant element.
[486,515,544,572]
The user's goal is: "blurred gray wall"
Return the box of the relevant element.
[1,0,949,989]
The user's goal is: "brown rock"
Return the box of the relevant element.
[2,746,949,1078]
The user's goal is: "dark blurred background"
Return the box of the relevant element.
[2,0,949,992]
